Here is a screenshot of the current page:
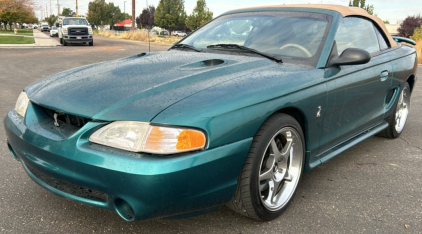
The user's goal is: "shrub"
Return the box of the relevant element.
[398,15,422,38]
[410,25,422,64]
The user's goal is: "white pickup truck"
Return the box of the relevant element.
[56,17,93,46]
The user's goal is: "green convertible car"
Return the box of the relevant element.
[4,5,418,221]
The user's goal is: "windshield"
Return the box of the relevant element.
[52,27,57,30]
[63,18,88,26]
[180,11,331,65]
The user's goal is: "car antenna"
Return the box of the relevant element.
[147,0,150,53]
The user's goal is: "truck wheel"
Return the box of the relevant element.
[60,38,63,44]
[89,41,93,46]
[63,40,67,46]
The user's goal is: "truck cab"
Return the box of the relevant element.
[57,17,93,46]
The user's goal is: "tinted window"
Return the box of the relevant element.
[335,17,380,54]
[63,18,88,26]
[374,26,389,50]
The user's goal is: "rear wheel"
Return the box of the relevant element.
[378,82,411,138]
[227,113,304,221]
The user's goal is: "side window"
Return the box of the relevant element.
[374,26,389,50]
[334,17,380,54]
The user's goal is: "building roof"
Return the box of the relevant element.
[115,19,132,27]
[226,4,397,47]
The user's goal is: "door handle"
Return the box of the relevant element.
[380,71,389,82]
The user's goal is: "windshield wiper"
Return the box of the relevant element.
[206,44,282,63]
[170,43,202,52]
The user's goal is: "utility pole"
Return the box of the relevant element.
[57,0,60,16]
[132,0,135,30]
[76,0,78,16]
[124,1,126,19]
[50,0,52,16]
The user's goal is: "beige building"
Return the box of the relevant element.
[385,24,400,36]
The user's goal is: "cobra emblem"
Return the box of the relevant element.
[54,113,60,127]
[317,106,321,118]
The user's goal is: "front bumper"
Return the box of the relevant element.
[63,35,93,43]
[4,105,251,221]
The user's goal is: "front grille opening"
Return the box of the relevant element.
[27,164,108,202]
[69,28,87,35]
[40,106,91,128]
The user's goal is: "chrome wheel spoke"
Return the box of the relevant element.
[280,131,293,157]
[283,169,293,181]
[265,154,275,169]
[260,166,274,181]
[270,140,281,159]
[270,180,282,203]
[259,182,269,192]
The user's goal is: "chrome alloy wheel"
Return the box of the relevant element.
[395,86,410,133]
[258,127,303,211]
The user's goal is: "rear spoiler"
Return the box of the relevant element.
[392,36,416,45]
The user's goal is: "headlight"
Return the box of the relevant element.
[14,91,30,117]
[88,28,93,34]
[89,121,206,154]
[62,28,68,34]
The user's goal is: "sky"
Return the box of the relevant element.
[35,0,422,24]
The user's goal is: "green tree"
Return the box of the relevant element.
[352,0,359,6]
[122,12,131,20]
[383,20,390,24]
[411,25,422,41]
[107,2,124,30]
[61,7,76,17]
[155,0,187,32]
[349,0,375,15]
[186,0,212,30]
[44,14,58,27]
[0,0,36,30]
[87,0,108,26]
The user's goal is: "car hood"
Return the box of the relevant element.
[25,51,312,122]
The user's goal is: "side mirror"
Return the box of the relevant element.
[328,48,371,67]
[327,41,371,67]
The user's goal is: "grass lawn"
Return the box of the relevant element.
[0,29,33,36]
[0,36,34,44]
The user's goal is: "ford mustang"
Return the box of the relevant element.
[4,4,418,222]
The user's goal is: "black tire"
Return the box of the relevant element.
[63,40,67,46]
[60,38,63,44]
[227,113,305,221]
[89,41,93,46]
[377,82,411,138]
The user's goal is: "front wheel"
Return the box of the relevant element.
[89,41,93,46]
[378,82,411,138]
[227,113,304,221]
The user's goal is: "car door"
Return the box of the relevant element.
[317,17,393,157]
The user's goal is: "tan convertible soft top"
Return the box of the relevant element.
[227,4,397,47]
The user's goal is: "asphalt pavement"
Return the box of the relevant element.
[0,39,421,233]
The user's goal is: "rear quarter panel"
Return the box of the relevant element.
[386,44,417,117]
